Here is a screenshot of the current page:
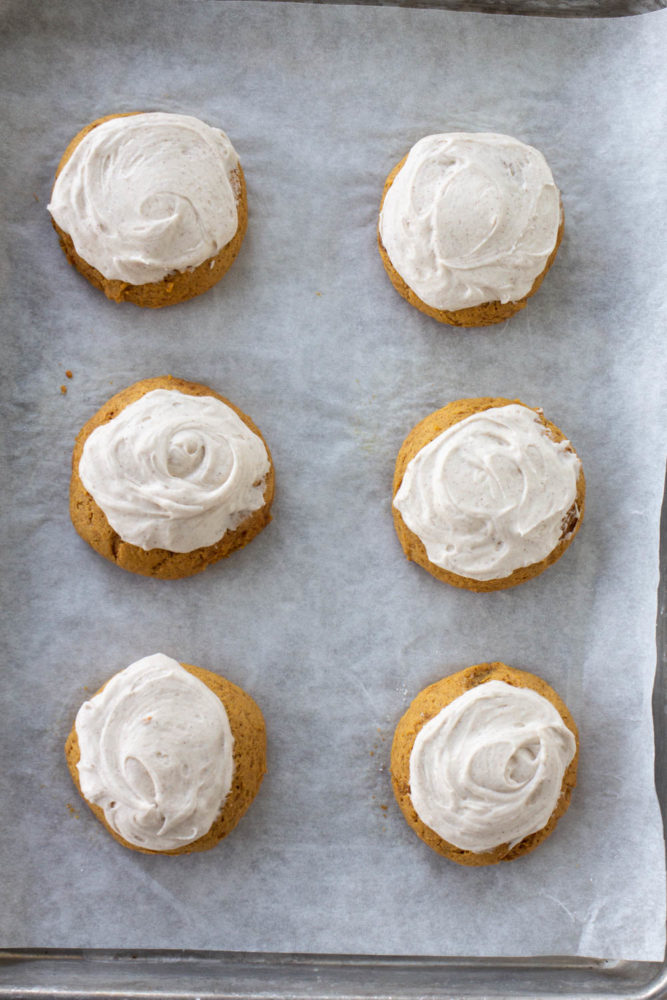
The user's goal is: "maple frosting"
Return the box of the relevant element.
[75,654,234,851]
[393,404,581,581]
[410,680,576,853]
[48,112,240,284]
[379,132,562,311]
[78,389,271,553]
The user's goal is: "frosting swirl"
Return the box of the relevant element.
[75,654,234,851]
[410,680,576,853]
[79,388,271,553]
[48,112,240,284]
[379,133,561,311]
[393,403,581,581]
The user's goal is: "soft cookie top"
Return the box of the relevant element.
[379,133,562,313]
[48,112,240,285]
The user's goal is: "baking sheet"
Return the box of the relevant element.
[0,0,665,963]
[281,0,667,15]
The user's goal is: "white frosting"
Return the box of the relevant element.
[79,388,270,553]
[379,133,561,311]
[48,112,240,284]
[410,680,576,853]
[393,403,580,581]
[75,653,234,851]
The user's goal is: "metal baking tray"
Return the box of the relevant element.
[1,0,665,996]
[264,0,667,17]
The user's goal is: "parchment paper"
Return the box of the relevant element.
[0,0,665,962]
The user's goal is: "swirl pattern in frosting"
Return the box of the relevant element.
[75,653,234,851]
[48,112,240,284]
[409,680,576,853]
[393,403,581,581]
[379,133,561,311]
[79,388,271,553]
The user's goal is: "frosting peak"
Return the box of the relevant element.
[75,654,234,851]
[48,112,240,284]
[409,680,576,852]
[379,133,561,311]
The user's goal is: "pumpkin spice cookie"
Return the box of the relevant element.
[378,133,563,327]
[392,397,585,591]
[65,653,266,855]
[391,662,579,866]
[70,375,275,579]
[48,111,247,307]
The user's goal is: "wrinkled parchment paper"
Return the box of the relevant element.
[0,0,665,961]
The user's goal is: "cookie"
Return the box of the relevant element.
[378,133,563,327]
[48,112,247,307]
[65,653,266,855]
[392,397,585,591]
[391,662,579,865]
[70,375,275,579]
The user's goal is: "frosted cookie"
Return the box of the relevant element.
[70,375,275,579]
[392,398,585,591]
[65,653,266,855]
[391,662,578,866]
[48,112,247,307]
[378,133,563,327]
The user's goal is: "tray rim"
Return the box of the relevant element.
[242,0,667,20]
[1,949,666,999]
